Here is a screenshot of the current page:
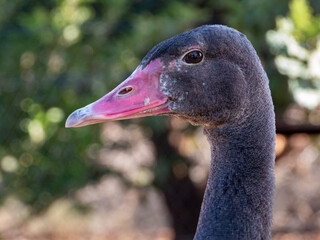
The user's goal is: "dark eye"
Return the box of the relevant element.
[183,50,203,64]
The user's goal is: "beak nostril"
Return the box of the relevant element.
[117,86,134,96]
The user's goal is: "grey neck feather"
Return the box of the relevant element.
[194,92,275,240]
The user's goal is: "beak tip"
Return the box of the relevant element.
[65,106,91,128]
[65,112,77,128]
[65,120,72,128]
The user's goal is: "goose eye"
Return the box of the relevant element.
[183,50,203,64]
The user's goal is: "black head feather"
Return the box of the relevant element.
[140,25,268,127]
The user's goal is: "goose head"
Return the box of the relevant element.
[66,25,258,128]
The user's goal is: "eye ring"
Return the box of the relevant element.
[182,50,204,64]
[116,85,134,96]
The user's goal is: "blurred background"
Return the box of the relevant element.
[1,0,320,239]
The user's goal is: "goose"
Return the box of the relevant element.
[66,25,276,239]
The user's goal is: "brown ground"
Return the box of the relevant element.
[1,122,320,240]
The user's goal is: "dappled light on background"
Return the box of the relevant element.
[273,133,320,239]
[27,120,46,145]
[1,0,320,239]
[0,197,30,236]
[48,52,65,73]
[1,155,19,173]
[275,134,287,156]
[20,52,36,70]
[266,0,320,110]
[63,25,81,44]
[98,122,155,186]
[282,103,307,124]
[168,118,210,186]
[46,107,65,123]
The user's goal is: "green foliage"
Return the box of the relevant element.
[290,0,320,41]
[1,0,316,214]
[266,0,320,110]
[0,0,209,212]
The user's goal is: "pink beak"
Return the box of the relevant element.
[65,59,170,128]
